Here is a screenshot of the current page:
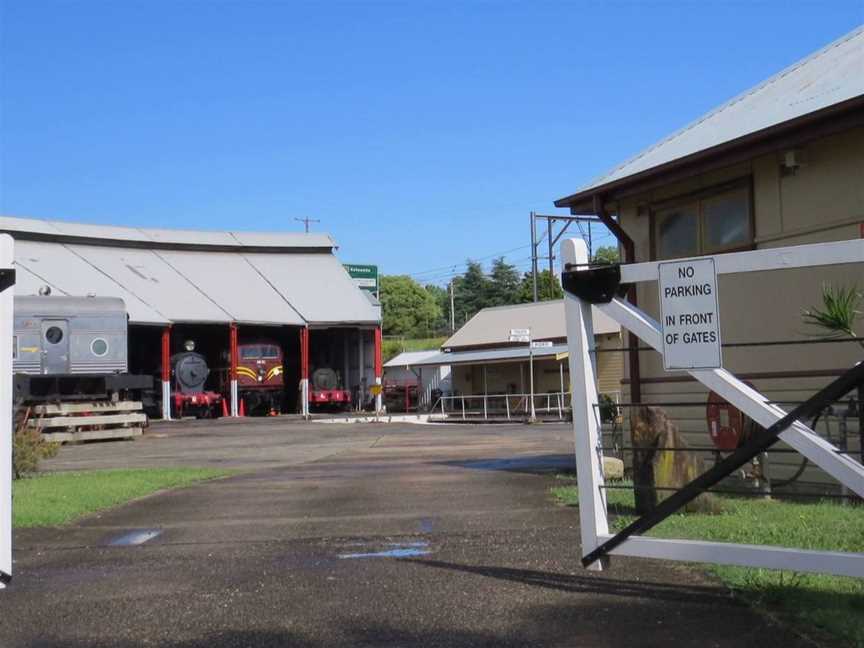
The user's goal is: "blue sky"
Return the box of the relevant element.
[1,1,861,283]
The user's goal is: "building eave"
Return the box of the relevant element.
[554,95,864,212]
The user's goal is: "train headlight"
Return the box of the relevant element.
[184,340,196,352]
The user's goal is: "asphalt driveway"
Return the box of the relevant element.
[0,420,807,647]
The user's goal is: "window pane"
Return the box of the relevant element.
[262,345,280,358]
[656,203,698,258]
[702,189,749,251]
[240,346,260,360]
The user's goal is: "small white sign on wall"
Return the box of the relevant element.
[658,258,722,371]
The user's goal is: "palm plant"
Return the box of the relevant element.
[803,284,863,351]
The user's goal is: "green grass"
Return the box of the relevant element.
[13,468,237,528]
[551,477,864,646]
[383,336,447,362]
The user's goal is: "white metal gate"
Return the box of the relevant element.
[562,236,864,577]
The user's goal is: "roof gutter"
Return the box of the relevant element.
[0,230,335,254]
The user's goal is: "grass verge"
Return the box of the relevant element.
[13,468,237,528]
[551,476,864,646]
[383,336,447,362]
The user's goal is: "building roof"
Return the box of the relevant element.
[384,350,443,368]
[442,300,619,351]
[396,343,570,368]
[555,26,864,209]
[0,215,334,250]
[2,216,380,326]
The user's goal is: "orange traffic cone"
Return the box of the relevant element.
[239,398,246,417]
[222,398,229,417]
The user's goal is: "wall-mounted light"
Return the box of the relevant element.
[781,148,807,175]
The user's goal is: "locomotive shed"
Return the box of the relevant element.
[1,216,382,419]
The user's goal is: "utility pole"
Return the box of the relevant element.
[528,329,536,422]
[530,211,538,302]
[547,217,555,298]
[449,279,456,333]
[295,216,320,233]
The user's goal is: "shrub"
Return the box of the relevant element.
[12,406,59,480]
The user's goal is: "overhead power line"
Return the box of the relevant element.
[407,244,531,279]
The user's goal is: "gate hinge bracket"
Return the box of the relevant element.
[0,268,15,294]
[561,264,627,304]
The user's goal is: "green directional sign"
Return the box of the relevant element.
[344,264,379,297]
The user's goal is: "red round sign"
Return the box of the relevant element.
[706,390,747,450]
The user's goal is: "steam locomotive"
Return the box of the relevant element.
[309,367,351,410]
[168,340,223,418]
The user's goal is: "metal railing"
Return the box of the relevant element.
[430,392,572,421]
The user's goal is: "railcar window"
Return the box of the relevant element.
[45,326,64,344]
[91,338,109,356]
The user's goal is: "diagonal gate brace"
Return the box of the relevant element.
[582,361,864,568]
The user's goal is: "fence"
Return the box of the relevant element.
[562,236,864,578]
[430,392,571,421]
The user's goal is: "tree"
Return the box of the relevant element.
[423,284,450,334]
[593,245,620,265]
[380,275,443,338]
[456,260,491,322]
[487,257,521,306]
[517,269,563,303]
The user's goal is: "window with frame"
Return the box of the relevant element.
[653,184,752,259]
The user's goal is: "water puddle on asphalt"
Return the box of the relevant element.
[107,529,162,546]
[419,518,435,533]
[338,541,431,560]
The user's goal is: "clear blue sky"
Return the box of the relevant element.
[1,2,861,284]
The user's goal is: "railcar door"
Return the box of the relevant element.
[40,319,70,374]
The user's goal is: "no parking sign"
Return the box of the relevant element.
[658,258,722,371]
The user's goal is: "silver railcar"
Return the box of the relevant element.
[13,295,151,401]
[14,296,127,375]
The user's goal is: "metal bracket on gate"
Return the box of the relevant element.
[0,269,15,293]
[561,264,628,304]
[582,361,864,568]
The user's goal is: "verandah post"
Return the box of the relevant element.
[161,326,172,421]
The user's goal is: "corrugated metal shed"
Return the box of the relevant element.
[155,250,304,325]
[13,240,170,324]
[244,253,380,325]
[556,26,864,206]
[442,300,618,350]
[400,344,570,368]
[1,217,379,326]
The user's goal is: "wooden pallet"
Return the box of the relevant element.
[29,401,147,443]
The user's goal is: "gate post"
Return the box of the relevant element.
[562,238,609,570]
[0,235,14,587]
[161,326,172,421]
